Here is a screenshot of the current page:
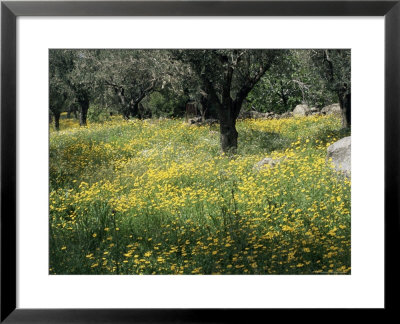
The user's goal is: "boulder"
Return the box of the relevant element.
[321,103,341,115]
[264,112,274,118]
[327,136,351,176]
[188,116,202,125]
[293,104,310,117]
[279,111,293,119]
[254,157,285,170]
[251,111,271,119]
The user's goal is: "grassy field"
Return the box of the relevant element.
[49,114,351,275]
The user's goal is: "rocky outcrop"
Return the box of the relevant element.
[293,104,311,117]
[321,103,341,115]
[236,103,340,121]
[188,116,203,124]
[327,136,351,176]
[279,111,293,119]
[239,111,274,119]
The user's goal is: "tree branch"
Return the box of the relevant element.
[233,62,272,115]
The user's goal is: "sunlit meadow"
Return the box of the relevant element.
[49,114,350,275]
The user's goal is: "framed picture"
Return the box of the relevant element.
[1,0,398,321]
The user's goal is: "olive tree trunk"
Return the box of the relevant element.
[339,91,351,128]
[54,111,60,131]
[131,102,141,119]
[218,102,241,154]
[79,101,89,126]
[220,118,238,153]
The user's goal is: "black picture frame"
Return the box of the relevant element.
[1,0,399,322]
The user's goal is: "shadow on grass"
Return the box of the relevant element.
[313,127,351,146]
[239,129,292,155]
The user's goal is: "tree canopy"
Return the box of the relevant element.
[49,49,350,152]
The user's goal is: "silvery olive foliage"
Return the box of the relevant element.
[49,48,350,148]
[247,50,337,114]
[310,49,351,127]
[49,50,76,129]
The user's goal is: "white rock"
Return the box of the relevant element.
[293,104,310,117]
[321,103,341,115]
[327,136,351,176]
[254,157,285,170]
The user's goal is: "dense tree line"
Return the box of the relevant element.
[49,49,350,153]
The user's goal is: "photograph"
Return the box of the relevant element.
[49,49,351,275]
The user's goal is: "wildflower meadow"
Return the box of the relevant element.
[49,114,351,275]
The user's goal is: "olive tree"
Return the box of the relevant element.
[311,49,351,127]
[87,50,174,119]
[49,49,96,127]
[49,50,75,130]
[174,49,280,153]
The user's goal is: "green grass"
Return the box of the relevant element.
[50,115,351,275]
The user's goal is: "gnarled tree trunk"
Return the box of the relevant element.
[79,100,89,126]
[339,90,351,128]
[199,96,209,122]
[218,102,240,154]
[220,118,238,154]
[54,111,60,131]
[131,102,140,119]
